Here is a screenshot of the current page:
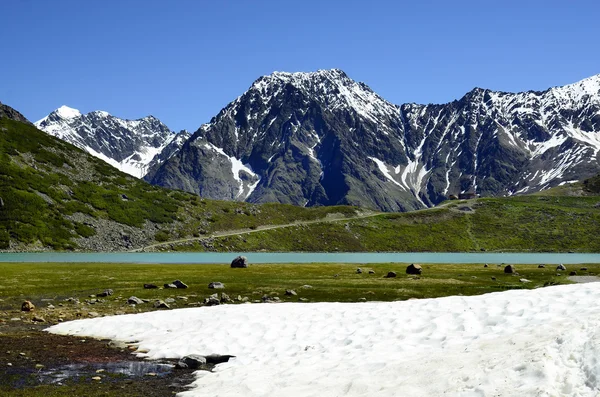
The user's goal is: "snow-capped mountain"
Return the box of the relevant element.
[147,69,600,211]
[35,106,189,178]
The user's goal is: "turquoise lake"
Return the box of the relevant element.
[1,252,600,264]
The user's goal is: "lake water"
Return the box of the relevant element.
[1,252,599,264]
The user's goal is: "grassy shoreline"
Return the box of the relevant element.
[1,261,597,396]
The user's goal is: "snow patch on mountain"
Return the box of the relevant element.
[35,106,185,179]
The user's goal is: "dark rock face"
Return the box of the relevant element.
[0,102,31,124]
[147,70,600,211]
[230,256,248,268]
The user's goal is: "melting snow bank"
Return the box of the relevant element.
[47,284,600,396]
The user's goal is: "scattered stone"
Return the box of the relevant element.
[368,270,375,274]
[231,255,249,268]
[204,294,220,306]
[236,295,242,301]
[144,284,158,289]
[519,278,531,283]
[538,264,545,268]
[358,298,367,302]
[241,297,249,303]
[491,277,497,281]
[208,282,225,289]
[164,283,177,289]
[92,376,102,381]
[301,285,313,289]
[47,304,55,309]
[96,289,112,298]
[32,316,45,322]
[299,298,309,302]
[172,280,188,289]
[177,296,188,301]
[569,271,577,276]
[164,298,176,304]
[356,268,362,274]
[127,296,144,305]
[177,354,207,369]
[333,274,339,278]
[88,312,99,318]
[557,264,567,271]
[285,289,297,296]
[220,293,231,303]
[35,364,44,369]
[154,300,170,309]
[385,271,397,278]
[205,354,235,364]
[581,267,588,271]
[146,372,157,376]
[21,301,35,312]
[89,294,96,298]
[484,264,488,268]
[504,265,516,274]
[406,264,422,275]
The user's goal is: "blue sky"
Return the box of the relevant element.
[1,0,599,132]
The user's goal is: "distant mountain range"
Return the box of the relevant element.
[35,70,600,211]
[35,106,190,178]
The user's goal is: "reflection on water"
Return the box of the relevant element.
[40,361,174,384]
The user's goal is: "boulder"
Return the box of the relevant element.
[519,278,531,283]
[164,283,177,289]
[285,289,297,296]
[204,354,235,364]
[204,294,220,306]
[220,293,231,303]
[569,271,577,276]
[208,282,225,289]
[385,271,397,278]
[368,270,375,274]
[504,265,516,274]
[230,256,248,268]
[153,300,170,309]
[97,289,113,297]
[21,301,35,312]
[356,268,362,274]
[176,354,207,369]
[172,280,188,289]
[557,264,567,271]
[406,264,422,275]
[144,284,158,289]
[538,264,545,268]
[127,296,144,305]
[164,298,176,304]
[581,267,588,271]
[483,264,488,268]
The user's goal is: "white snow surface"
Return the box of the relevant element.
[47,283,600,397]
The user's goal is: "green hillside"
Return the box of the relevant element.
[0,116,359,251]
[164,194,600,253]
[1,108,599,253]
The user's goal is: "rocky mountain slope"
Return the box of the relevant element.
[147,70,600,211]
[0,102,361,251]
[35,106,189,178]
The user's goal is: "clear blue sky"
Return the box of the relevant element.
[1,0,599,132]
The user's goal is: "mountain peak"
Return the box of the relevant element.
[53,105,81,119]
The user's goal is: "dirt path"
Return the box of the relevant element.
[132,211,383,252]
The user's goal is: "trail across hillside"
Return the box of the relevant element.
[132,211,383,252]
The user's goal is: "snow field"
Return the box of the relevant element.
[47,283,600,396]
